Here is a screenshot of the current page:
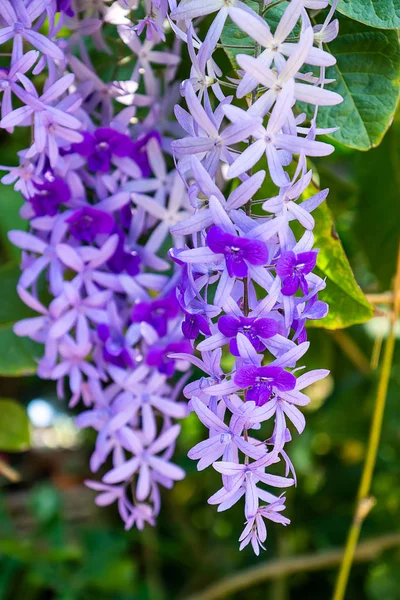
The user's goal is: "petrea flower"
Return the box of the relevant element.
[103,424,185,492]
[236,28,342,118]
[172,82,261,176]
[30,177,71,217]
[0,73,83,167]
[0,51,39,123]
[206,226,269,278]
[230,0,336,98]
[72,128,134,173]
[0,0,64,62]
[218,315,278,356]
[107,229,141,276]
[147,340,192,376]
[234,366,296,406]
[276,250,317,296]
[225,80,334,185]
[182,311,211,340]
[97,324,134,369]
[292,293,328,342]
[67,207,115,243]
[57,0,74,16]
[131,293,180,337]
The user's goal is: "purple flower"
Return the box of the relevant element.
[0,74,82,168]
[57,0,74,16]
[131,131,161,177]
[30,177,71,217]
[182,312,211,339]
[67,207,115,243]
[107,230,141,276]
[234,366,296,406]
[206,226,269,278]
[218,315,278,356]
[292,293,328,343]
[72,128,134,173]
[276,251,317,296]
[97,324,134,369]
[131,293,180,337]
[0,0,64,61]
[147,340,192,376]
[135,17,165,42]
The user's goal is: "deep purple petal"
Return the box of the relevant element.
[276,251,296,278]
[218,315,240,338]
[281,274,300,296]
[242,239,269,266]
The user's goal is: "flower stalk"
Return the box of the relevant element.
[333,243,400,600]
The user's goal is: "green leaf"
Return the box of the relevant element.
[310,18,400,150]
[0,398,30,452]
[0,263,36,325]
[221,12,400,151]
[353,115,400,289]
[0,327,40,376]
[0,263,41,376]
[335,0,400,30]
[0,185,26,262]
[310,202,374,329]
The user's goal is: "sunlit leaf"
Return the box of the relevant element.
[0,263,41,376]
[0,398,30,452]
[310,202,374,329]
[221,11,400,150]
[335,0,400,29]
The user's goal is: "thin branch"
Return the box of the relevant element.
[370,333,384,371]
[185,532,400,600]
[0,459,20,483]
[365,292,394,305]
[332,243,400,600]
[329,330,372,377]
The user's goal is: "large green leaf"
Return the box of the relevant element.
[310,202,374,329]
[311,18,400,150]
[0,398,30,452]
[353,115,400,289]
[335,0,400,30]
[0,263,41,376]
[221,12,400,151]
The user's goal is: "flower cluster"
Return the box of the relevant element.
[0,0,342,550]
[165,0,342,552]
[0,0,191,529]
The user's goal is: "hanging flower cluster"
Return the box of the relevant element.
[0,0,344,552]
[163,0,343,553]
[0,0,192,530]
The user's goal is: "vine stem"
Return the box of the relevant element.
[242,0,263,453]
[185,532,400,600]
[332,242,400,600]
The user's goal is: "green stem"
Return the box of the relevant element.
[263,0,287,15]
[332,243,400,600]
